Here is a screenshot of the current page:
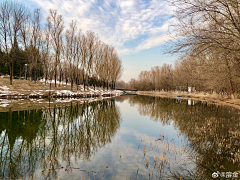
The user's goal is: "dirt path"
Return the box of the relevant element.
[136,91,240,110]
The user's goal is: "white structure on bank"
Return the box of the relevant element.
[188,86,196,93]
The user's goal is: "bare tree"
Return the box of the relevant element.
[64,20,77,90]
[85,31,97,89]
[47,9,64,87]
[27,9,42,82]
[0,2,124,91]
[167,0,240,98]
[0,1,28,84]
[75,30,82,90]
[41,18,52,85]
[109,55,123,89]
[79,33,88,91]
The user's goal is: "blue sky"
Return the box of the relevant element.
[9,0,177,82]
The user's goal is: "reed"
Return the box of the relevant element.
[160,154,165,166]
[149,164,151,176]
[146,158,149,166]
[154,156,157,165]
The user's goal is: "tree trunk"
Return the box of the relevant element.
[34,69,36,82]
[37,69,39,83]
[54,70,57,87]
[87,76,89,90]
[62,73,63,86]
[9,62,13,85]
[45,73,47,85]
[19,64,21,80]
[58,70,61,87]
[225,59,235,99]
[83,76,86,91]
[77,73,79,90]
[230,80,234,99]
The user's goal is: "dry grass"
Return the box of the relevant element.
[0,77,103,93]
[1,77,51,91]
[0,77,121,112]
[154,156,157,165]
[137,90,240,110]
[146,159,149,167]
[0,77,119,100]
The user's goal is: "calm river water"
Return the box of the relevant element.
[0,95,240,180]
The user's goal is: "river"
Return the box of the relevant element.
[0,95,239,179]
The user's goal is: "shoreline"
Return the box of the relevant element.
[136,91,240,110]
[0,91,120,99]
[0,77,123,111]
[0,95,121,112]
[0,77,123,98]
[0,77,123,100]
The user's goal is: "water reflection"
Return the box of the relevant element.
[129,95,240,179]
[1,96,240,179]
[0,99,121,180]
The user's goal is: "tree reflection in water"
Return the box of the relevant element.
[129,96,240,179]
[0,99,121,180]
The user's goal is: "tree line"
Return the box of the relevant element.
[0,1,123,90]
[130,0,240,99]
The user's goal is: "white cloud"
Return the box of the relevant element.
[117,33,176,56]
[136,33,174,51]
[120,0,134,8]
[117,48,137,56]
[28,0,175,55]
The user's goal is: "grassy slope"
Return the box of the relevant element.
[0,77,120,112]
[136,91,240,110]
[0,77,91,91]
[0,77,109,96]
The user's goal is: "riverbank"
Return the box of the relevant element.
[0,77,122,111]
[0,96,115,112]
[136,91,240,109]
[0,76,122,99]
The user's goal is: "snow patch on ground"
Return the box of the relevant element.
[0,80,123,99]
[0,104,9,107]
[0,99,12,107]
[0,85,10,90]
[55,90,74,95]
[0,89,123,109]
